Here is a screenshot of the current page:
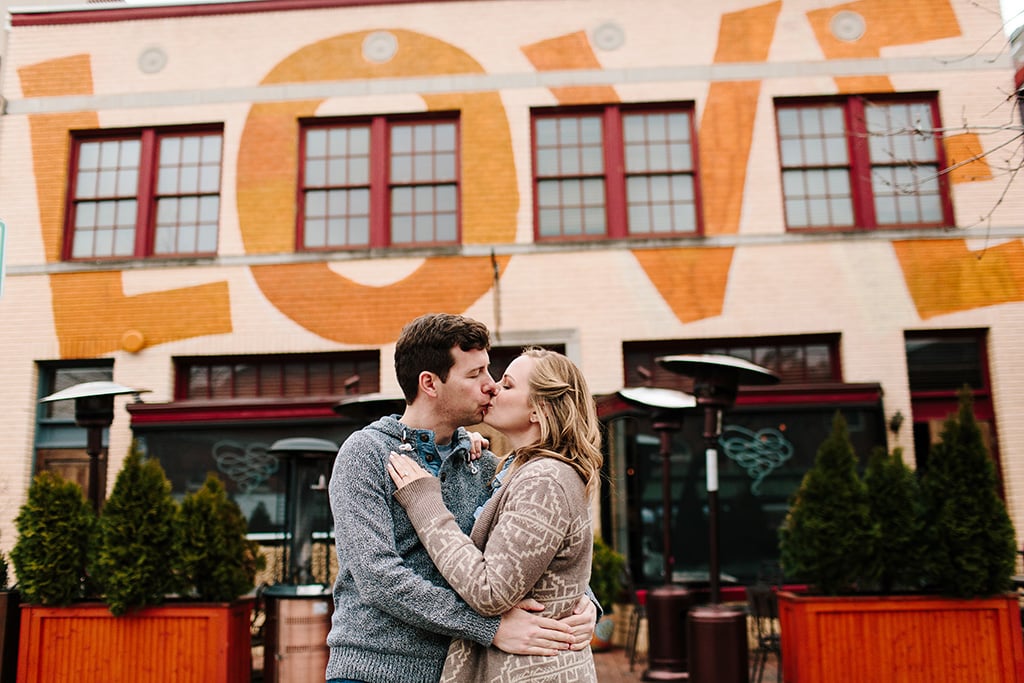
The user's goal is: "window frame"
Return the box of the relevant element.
[173,351,381,401]
[531,102,703,242]
[774,92,954,232]
[297,112,461,251]
[63,124,224,261]
[622,333,843,391]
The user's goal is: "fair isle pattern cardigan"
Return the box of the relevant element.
[396,456,598,683]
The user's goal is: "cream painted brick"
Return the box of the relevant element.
[0,0,1021,557]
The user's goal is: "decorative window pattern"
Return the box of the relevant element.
[176,352,380,400]
[776,95,951,230]
[67,128,222,259]
[533,104,700,240]
[300,116,459,249]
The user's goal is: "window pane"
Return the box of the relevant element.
[391,124,412,154]
[306,159,327,187]
[391,154,418,185]
[307,129,327,155]
[906,336,984,391]
[350,216,370,245]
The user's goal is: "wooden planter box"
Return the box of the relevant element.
[17,599,253,683]
[778,591,1024,683]
[0,591,20,682]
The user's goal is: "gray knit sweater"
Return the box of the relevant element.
[325,416,501,683]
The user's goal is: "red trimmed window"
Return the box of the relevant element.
[175,352,380,400]
[532,103,701,241]
[776,94,953,230]
[623,334,842,389]
[299,115,459,249]
[66,127,222,259]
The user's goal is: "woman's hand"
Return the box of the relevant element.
[388,452,431,490]
[467,431,490,461]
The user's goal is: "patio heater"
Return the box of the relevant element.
[656,354,779,683]
[261,436,338,683]
[38,380,148,513]
[616,386,696,682]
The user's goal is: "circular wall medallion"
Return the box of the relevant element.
[830,10,866,42]
[362,31,399,63]
[120,329,146,353]
[591,22,625,51]
[138,47,168,74]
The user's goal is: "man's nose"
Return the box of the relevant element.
[483,374,499,395]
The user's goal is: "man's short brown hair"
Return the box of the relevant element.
[394,313,491,403]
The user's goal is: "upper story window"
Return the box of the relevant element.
[532,103,701,241]
[175,351,380,400]
[776,94,952,231]
[66,127,223,260]
[623,334,841,389]
[299,115,459,250]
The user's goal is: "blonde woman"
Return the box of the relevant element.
[388,347,603,682]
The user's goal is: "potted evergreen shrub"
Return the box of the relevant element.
[14,443,261,683]
[590,534,626,651]
[777,398,1024,683]
[8,472,96,683]
[180,473,265,602]
[90,445,185,615]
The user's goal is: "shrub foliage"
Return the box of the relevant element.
[864,446,926,593]
[779,412,879,595]
[180,473,264,602]
[921,389,1017,598]
[10,472,95,606]
[780,391,1017,598]
[90,443,184,615]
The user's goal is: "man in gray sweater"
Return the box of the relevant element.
[326,314,596,683]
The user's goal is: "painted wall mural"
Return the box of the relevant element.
[19,0,1020,357]
[236,30,516,345]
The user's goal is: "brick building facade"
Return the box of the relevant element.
[1,0,1021,584]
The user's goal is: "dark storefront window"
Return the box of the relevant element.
[35,361,115,499]
[608,403,884,587]
[904,329,996,478]
[607,335,885,588]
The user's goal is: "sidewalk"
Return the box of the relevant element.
[593,646,779,682]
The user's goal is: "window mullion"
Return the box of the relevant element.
[604,107,627,239]
[845,98,877,229]
[370,117,390,247]
[136,129,158,257]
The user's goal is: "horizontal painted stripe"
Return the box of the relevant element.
[3,53,1013,115]
[8,224,1024,277]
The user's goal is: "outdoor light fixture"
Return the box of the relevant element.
[266,437,340,586]
[332,392,407,424]
[39,380,148,513]
[656,354,779,683]
[263,438,339,683]
[616,386,697,682]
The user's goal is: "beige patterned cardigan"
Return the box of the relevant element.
[394,456,597,682]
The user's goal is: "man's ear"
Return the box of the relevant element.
[419,371,440,398]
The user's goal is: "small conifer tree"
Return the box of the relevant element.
[10,471,95,605]
[779,412,879,595]
[864,446,926,593]
[920,388,1017,598]
[90,442,184,615]
[180,474,264,602]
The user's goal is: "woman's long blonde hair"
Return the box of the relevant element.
[500,347,603,495]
